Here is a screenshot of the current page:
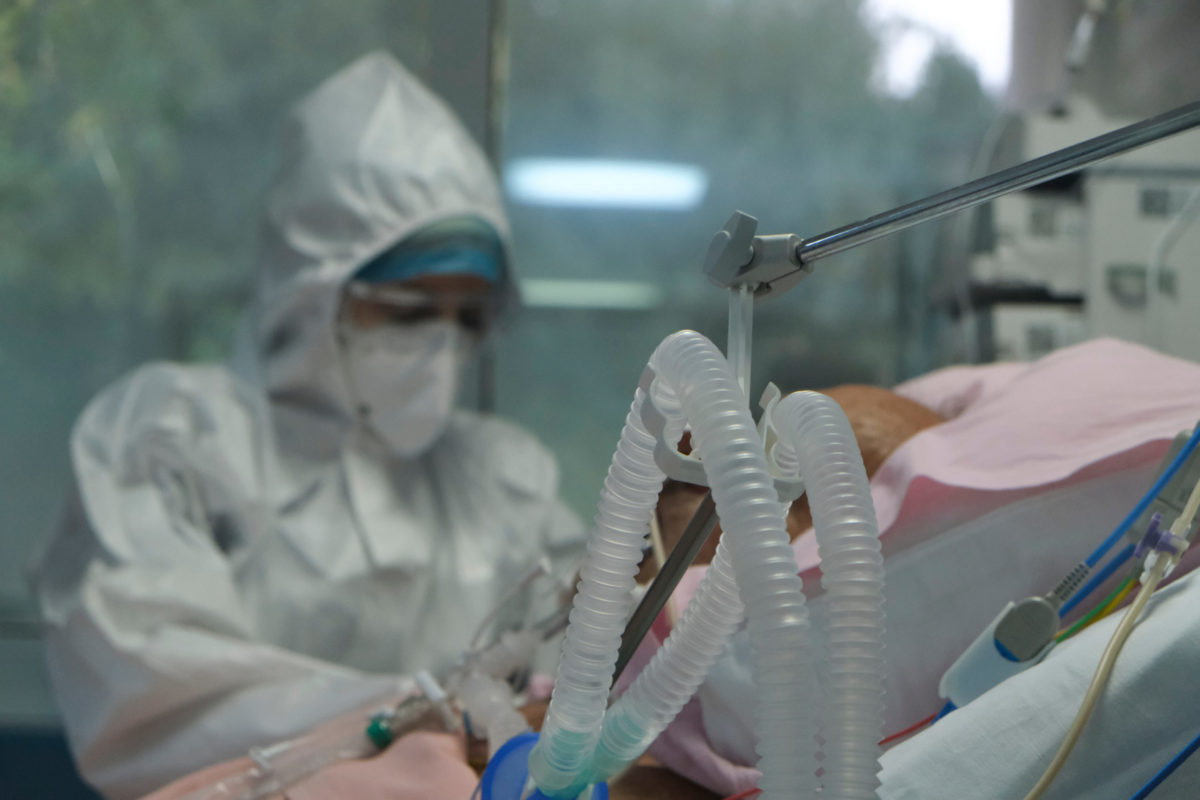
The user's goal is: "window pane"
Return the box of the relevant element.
[0,0,444,631]
[495,0,998,515]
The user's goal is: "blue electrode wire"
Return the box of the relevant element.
[1130,729,1200,800]
[1058,543,1135,618]
[1055,425,1200,618]
[1083,426,1200,570]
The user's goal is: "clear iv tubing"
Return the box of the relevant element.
[176,705,392,800]
[177,621,551,800]
[173,586,565,800]
[727,285,754,395]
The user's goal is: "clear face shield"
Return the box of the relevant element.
[340,280,498,339]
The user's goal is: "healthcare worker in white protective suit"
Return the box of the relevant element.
[31,51,585,800]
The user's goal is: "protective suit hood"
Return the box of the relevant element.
[240,50,511,456]
[30,53,584,800]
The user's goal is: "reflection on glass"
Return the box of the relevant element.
[506,159,708,209]
[497,0,999,514]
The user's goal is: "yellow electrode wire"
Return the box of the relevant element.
[1074,578,1140,639]
[1055,574,1135,643]
[1097,579,1138,618]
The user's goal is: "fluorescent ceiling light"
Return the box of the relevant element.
[505,158,708,209]
[519,279,664,310]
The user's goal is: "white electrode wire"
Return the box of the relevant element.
[1021,559,1168,800]
[1147,187,1200,350]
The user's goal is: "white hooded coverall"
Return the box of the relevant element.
[31,51,585,799]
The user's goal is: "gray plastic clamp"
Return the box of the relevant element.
[638,367,805,504]
[638,366,708,487]
[703,211,814,299]
[756,383,806,504]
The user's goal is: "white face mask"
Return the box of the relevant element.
[340,319,468,457]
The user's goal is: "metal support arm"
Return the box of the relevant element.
[713,100,1200,300]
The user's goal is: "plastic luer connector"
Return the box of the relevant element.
[1136,512,1190,584]
[1134,513,1186,561]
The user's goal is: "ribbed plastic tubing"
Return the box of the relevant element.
[774,391,886,800]
[526,352,669,798]
[529,331,885,800]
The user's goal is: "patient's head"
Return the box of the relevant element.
[820,384,946,476]
[645,385,944,577]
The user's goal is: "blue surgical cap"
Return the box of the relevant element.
[354,216,505,285]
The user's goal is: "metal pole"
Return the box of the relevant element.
[796,101,1200,265]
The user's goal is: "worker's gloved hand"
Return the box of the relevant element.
[285,731,477,799]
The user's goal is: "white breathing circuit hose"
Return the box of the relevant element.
[528,330,885,800]
[772,392,886,799]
